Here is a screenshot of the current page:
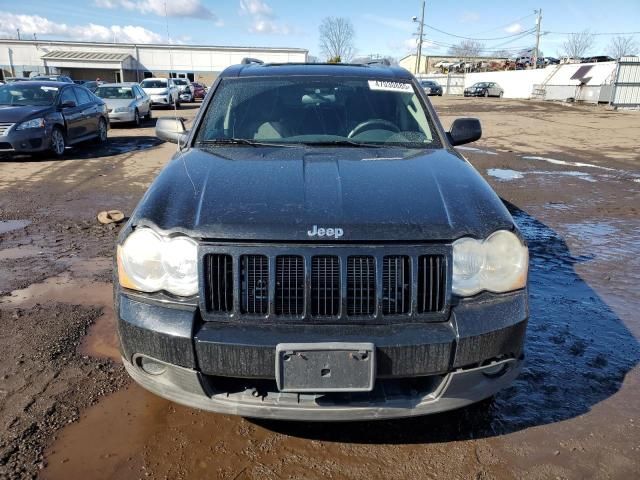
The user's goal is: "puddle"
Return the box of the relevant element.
[486,169,596,182]
[0,245,44,261]
[487,168,524,180]
[521,155,616,172]
[0,219,31,235]
[1,269,120,362]
[456,146,498,155]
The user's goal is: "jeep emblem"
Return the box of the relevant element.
[307,225,344,239]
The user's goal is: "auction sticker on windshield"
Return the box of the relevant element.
[368,80,413,93]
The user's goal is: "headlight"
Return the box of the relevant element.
[117,228,198,296]
[114,106,133,113]
[452,230,528,296]
[16,118,45,130]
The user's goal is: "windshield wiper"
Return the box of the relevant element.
[299,140,385,148]
[198,138,294,147]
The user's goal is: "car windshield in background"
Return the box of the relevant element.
[196,77,439,148]
[173,79,188,85]
[473,83,489,88]
[141,80,167,88]
[95,86,134,99]
[0,84,59,106]
[421,81,437,86]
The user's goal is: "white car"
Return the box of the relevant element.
[140,78,180,108]
[173,79,194,102]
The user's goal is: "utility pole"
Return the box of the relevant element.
[534,8,542,68]
[16,29,21,41]
[413,1,426,75]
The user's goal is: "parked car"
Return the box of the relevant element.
[0,81,108,158]
[543,57,560,65]
[515,55,532,66]
[31,75,74,83]
[74,80,100,92]
[192,82,207,100]
[464,82,504,97]
[4,77,31,83]
[173,78,194,102]
[115,61,529,421]
[140,78,180,108]
[94,82,151,127]
[581,56,615,63]
[419,79,443,96]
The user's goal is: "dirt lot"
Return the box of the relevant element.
[1,98,639,480]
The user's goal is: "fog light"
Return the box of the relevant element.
[137,356,167,376]
[482,362,509,378]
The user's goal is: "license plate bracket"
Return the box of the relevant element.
[275,342,376,393]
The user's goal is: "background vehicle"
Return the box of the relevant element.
[115,62,529,422]
[140,78,180,108]
[192,82,207,100]
[95,82,151,127]
[74,80,100,92]
[0,81,108,158]
[419,79,443,96]
[464,82,504,97]
[31,75,74,83]
[173,78,194,102]
[4,77,31,83]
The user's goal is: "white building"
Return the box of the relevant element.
[0,39,308,85]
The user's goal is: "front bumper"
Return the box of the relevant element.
[0,126,52,153]
[108,111,136,123]
[117,290,527,420]
[150,95,171,105]
[464,91,486,97]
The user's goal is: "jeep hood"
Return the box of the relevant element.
[131,147,515,242]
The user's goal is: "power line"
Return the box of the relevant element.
[424,24,537,41]
[545,30,640,36]
[469,13,537,35]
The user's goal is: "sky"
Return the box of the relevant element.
[1,0,639,59]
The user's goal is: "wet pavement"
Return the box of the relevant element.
[1,98,639,479]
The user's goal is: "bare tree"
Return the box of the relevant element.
[319,17,355,62]
[608,35,638,59]
[560,30,594,59]
[448,40,484,58]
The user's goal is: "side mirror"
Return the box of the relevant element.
[447,118,482,146]
[156,117,188,145]
[60,100,76,109]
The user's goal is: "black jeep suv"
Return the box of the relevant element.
[115,61,528,421]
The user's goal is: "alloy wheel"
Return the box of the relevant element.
[51,129,65,156]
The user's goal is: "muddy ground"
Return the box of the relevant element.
[0,98,639,479]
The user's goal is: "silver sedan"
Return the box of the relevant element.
[94,83,152,127]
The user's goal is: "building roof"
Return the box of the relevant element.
[41,50,132,62]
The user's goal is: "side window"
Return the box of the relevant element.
[59,88,78,106]
[74,87,91,105]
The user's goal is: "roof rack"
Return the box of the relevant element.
[241,57,264,65]
[366,59,391,66]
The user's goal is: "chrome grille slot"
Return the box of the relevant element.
[0,123,15,136]
[205,254,233,312]
[241,255,268,314]
[347,256,376,316]
[275,255,305,315]
[382,256,410,314]
[417,255,446,313]
[311,256,340,316]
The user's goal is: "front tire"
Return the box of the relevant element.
[145,108,152,121]
[95,118,108,144]
[133,109,141,127]
[50,127,66,158]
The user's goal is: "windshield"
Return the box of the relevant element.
[141,80,167,88]
[173,79,187,85]
[421,81,436,86]
[195,76,440,148]
[95,86,134,99]
[0,84,59,106]
[473,82,489,88]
